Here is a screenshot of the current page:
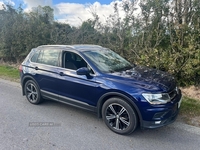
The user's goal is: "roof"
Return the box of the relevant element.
[37,44,103,52]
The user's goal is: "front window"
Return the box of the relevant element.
[63,51,94,74]
[83,48,132,73]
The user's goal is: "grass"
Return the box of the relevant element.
[180,97,200,116]
[0,65,20,81]
[179,97,200,126]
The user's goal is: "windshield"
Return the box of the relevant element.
[83,48,132,73]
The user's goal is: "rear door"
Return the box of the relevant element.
[30,47,61,99]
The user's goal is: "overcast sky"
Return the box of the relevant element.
[0,0,140,27]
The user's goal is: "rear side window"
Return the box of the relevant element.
[37,49,60,66]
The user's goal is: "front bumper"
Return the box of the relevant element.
[140,90,182,129]
[141,105,179,128]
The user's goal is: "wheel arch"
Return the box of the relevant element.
[22,75,40,95]
[97,92,143,126]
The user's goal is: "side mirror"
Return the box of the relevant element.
[76,67,90,75]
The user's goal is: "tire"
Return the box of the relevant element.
[102,97,138,135]
[24,80,43,104]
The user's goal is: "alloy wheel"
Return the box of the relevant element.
[24,80,42,104]
[26,83,38,102]
[105,103,130,130]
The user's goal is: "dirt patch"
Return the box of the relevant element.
[190,116,200,127]
[181,86,200,101]
[178,115,200,127]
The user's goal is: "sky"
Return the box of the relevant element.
[0,0,139,27]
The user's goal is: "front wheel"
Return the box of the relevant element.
[24,80,42,104]
[102,97,138,135]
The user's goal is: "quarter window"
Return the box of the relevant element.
[31,49,40,62]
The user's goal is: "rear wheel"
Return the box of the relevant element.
[102,97,138,135]
[24,80,42,104]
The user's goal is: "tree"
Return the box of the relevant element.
[0,2,199,85]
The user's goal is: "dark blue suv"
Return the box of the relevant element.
[19,45,182,135]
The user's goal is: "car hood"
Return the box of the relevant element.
[108,66,176,92]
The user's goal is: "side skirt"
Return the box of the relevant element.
[41,90,97,112]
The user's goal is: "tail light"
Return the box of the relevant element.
[19,65,23,72]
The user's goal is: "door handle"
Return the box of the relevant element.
[35,67,38,70]
[59,72,64,76]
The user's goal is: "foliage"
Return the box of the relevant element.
[0,1,199,86]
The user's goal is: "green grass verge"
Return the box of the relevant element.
[0,65,20,81]
[180,96,200,117]
[179,96,200,126]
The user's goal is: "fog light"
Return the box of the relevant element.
[155,121,161,124]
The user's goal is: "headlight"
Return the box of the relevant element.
[142,93,170,105]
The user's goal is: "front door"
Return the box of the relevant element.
[57,51,102,109]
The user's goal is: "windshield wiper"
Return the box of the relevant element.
[116,65,132,72]
[108,69,115,73]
